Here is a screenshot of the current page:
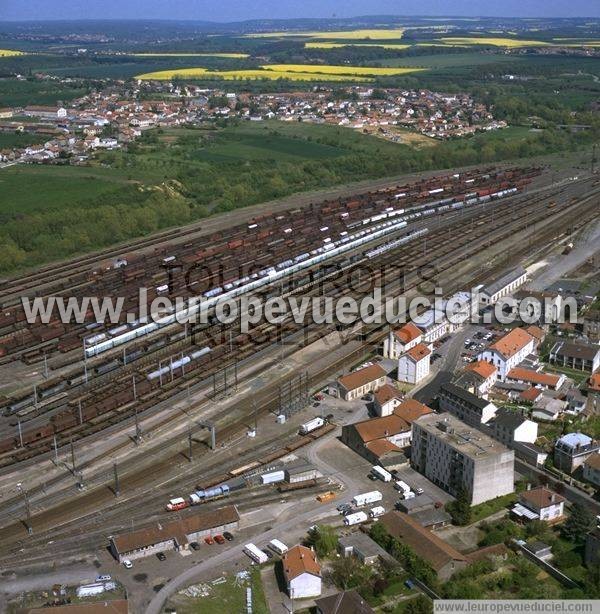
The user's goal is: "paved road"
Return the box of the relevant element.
[145,429,358,614]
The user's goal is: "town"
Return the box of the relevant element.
[1,8,600,614]
[0,77,506,166]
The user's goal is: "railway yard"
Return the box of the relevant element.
[0,157,599,612]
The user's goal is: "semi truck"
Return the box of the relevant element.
[352,491,383,507]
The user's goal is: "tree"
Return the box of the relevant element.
[561,503,595,543]
[329,556,371,590]
[306,524,338,558]
[404,594,433,614]
[446,488,472,526]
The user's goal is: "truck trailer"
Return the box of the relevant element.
[352,491,383,507]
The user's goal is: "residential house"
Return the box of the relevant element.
[282,545,321,599]
[583,453,600,487]
[549,341,600,373]
[335,364,387,401]
[383,322,422,359]
[478,327,535,381]
[554,432,600,473]
[438,382,498,426]
[315,590,375,614]
[373,384,404,417]
[379,511,468,580]
[490,408,538,447]
[397,343,431,385]
[462,360,498,397]
[532,396,566,421]
[511,486,565,523]
[505,367,564,390]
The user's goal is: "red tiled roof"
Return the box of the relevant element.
[405,343,431,362]
[282,545,321,581]
[589,373,600,393]
[353,414,411,443]
[507,367,561,388]
[519,387,543,403]
[466,360,497,380]
[488,327,533,359]
[373,384,403,407]
[338,364,386,392]
[394,322,422,344]
[520,486,565,510]
[365,439,403,458]
[393,399,433,423]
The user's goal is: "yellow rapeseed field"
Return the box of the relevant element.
[305,42,410,50]
[0,49,24,57]
[132,53,249,58]
[263,64,423,76]
[135,67,373,81]
[438,37,551,48]
[246,28,405,40]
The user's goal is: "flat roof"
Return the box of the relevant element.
[414,412,511,459]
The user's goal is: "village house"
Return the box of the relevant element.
[511,486,565,523]
[282,544,322,599]
[373,383,404,417]
[554,432,600,473]
[549,341,600,373]
[383,322,422,359]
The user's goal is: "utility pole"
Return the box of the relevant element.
[78,400,83,425]
[17,419,23,447]
[188,428,193,462]
[132,375,137,401]
[43,353,48,379]
[70,437,76,473]
[23,488,32,535]
[53,435,58,465]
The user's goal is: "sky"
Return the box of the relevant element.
[1,0,598,21]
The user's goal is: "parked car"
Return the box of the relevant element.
[223,532,234,541]
[96,575,111,583]
[263,549,273,559]
[190,542,200,551]
[214,534,226,544]
[204,536,214,545]
[156,552,166,561]
[122,559,133,569]
[312,402,320,407]
[415,487,424,495]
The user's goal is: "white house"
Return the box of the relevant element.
[397,343,431,385]
[512,486,565,523]
[283,545,322,599]
[373,384,404,417]
[383,322,422,359]
[463,360,498,397]
[491,408,538,447]
[478,327,535,381]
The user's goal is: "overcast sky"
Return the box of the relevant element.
[1,0,598,21]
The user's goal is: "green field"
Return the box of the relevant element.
[0,132,48,149]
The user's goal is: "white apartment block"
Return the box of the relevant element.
[397,343,431,385]
[478,327,535,381]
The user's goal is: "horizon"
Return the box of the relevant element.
[1,0,599,22]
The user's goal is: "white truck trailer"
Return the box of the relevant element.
[299,417,324,435]
[369,506,385,518]
[371,466,392,482]
[344,511,369,526]
[352,490,383,507]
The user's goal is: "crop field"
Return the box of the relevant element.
[0,49,25,57]
[131,52,250,58]
[246,28,405,39]
[135,63,422,81]
[305,42,410,50]
[437,37,552,47]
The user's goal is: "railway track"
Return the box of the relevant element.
[0,173,595,545]
[0,173,594,467]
